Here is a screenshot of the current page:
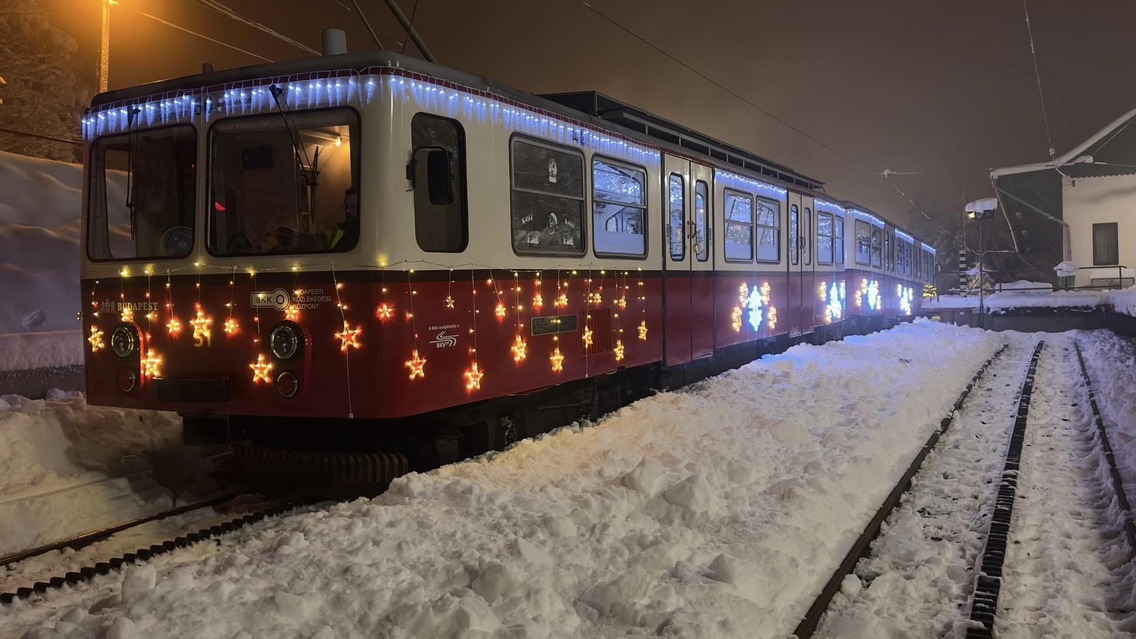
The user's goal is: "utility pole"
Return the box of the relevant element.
[98,0,117,92]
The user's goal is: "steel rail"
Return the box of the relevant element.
[792,343,1009,639]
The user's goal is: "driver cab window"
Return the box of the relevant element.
[208,108,359,255]
[87,125,197,260]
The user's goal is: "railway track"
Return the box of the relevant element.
[803,336,1136,638]
[791,342,1010,638]
[0,493,302,604]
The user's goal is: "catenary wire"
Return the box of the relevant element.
[572,0,952,236]
[1022,0,1055,158]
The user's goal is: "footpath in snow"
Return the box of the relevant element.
[6,320,1003,638]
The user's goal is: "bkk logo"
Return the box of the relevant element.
[250,289,290,311]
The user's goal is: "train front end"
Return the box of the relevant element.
[81,64,379,424]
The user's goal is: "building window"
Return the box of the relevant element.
[1093,222,1119,265]
[510,137,585,256]
[411,113,468,253]
[592,157,647,257]
[724,189,753,262]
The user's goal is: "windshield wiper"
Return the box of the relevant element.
[268,85,321,230]
[124,106,140,241]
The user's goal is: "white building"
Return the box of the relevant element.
[991,108,1136,289]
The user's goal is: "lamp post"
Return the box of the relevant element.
[98,0,118,93]
[965,197,998,329]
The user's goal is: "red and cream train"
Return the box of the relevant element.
[80,51,934,454]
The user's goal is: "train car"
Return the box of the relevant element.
[79,49,931,461]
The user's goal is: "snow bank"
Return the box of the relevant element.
[0,150,87,337]
[7,320,1003,638]
[1111,287,1136,316]
[0,331,83,372]
[0,393,191,556]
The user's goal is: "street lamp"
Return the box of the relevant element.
[965,198,997,328]
[98,0,118,93]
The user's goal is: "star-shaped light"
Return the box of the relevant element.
[405,350,426,380]
[549,347,565,372]
[532,293,543,310]
[444,295,455,309]
[589,292,602,305]
[464,362,484,390]
[511,335,527,362]
[637,320,648,341]
[120,306,134,323]
[88,326,105,352]
[376,303,395,320]
[617,296,627,310]
[166,315,182,336]
[557,293,568,307]
[614,339,625,361]
[495,303,507,318]
[224,318,239,335]
[582,326,593,348]
[250,353,273,383]
[285,306,300,321]
[190,308,212,342]
[141,349,162,378]
[335,321,362,351]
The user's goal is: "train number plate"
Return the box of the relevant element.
[530,314,578,336]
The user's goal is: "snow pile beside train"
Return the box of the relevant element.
[10,321,1004,638]
[1077,331,1136,510]
[0,391,186,556]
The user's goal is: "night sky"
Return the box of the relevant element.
[48,0,1136,235]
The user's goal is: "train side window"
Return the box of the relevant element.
[668,173,685,261]
[695,181,709,262]
[510,137,585,256]
[834,216,845,265]
[593,157,647,257]
[817,212,833,265]
[723,189,753,262]
[756,198,780,262]
[871,228,883,269]
[803,207,812,266]
[789,205,799,266]
[884,230,894,272]
[411,113,468,252]
[854,220,871,265]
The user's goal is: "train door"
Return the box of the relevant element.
[801,197,817,331]
[662,154,693,365]
[689,163,714,359]
[786,192,805,336]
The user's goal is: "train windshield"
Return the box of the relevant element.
[208,108,359,255]
[87,125,197,260]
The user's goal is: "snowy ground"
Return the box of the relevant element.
[923,279,1136,314]
[3,322,1135,639]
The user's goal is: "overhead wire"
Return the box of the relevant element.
[572,0,951,236]
[189,0,319,56]
[129,8,274,62]
[1022,0,1055,158]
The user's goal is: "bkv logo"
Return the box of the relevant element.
[250,289,290,311]
[430,330,457,349]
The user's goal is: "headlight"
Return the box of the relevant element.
[111,325,138,358]
[269,322,304,361]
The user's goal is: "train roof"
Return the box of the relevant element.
[90,51,824,192]
[538,92,823,190]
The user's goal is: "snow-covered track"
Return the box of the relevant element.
[1074,340,1136,558]
[963,340,1045,639]
[792,343,1008,639]
[0,494,301,605]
